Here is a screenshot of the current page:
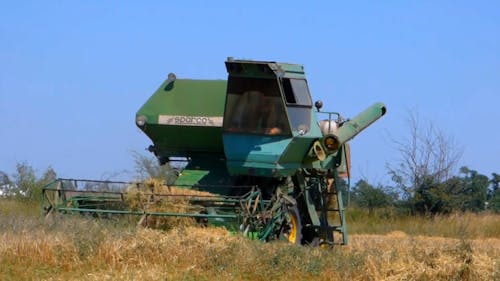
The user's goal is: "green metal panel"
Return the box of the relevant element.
[279,63,307,79]
[173,157,235,195]
[142,125,223,157]
[136,79,227,157]
[137,79,227,116]
[223,134,296,177]
[278,110,324,164]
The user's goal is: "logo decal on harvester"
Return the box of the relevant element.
[158,115,223,127]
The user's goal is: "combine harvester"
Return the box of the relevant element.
[43,58,386,247]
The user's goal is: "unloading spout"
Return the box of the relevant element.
[321,102,386,151]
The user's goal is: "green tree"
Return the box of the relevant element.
[457,167,488,212]
[0,163,57,201]
[410,167,490,215]
[490,173,500,192]
[33,166,57,200]
[488,173,500,212]
[412,176,454,215]
[12,163,37,198]
[351,180,394,215]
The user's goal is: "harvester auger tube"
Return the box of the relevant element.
[321,102,386,152]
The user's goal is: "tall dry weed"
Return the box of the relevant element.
[348,210,500,239]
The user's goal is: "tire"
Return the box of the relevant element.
[280,205,303,245]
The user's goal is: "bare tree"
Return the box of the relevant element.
[387,111,463,199]
[131,151,178,183]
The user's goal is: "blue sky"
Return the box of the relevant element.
[1,1,499,183]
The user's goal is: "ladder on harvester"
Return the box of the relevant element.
[324,181,348,246]
[314,175,348,247]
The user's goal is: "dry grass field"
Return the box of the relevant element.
[1,200,499,281]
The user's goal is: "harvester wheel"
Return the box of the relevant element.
[195,210,209,227]
[280,205,302,245]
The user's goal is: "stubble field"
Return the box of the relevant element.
[1,200,499,281]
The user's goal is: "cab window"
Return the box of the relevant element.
[282,78,312,132]
[223,77,291,136]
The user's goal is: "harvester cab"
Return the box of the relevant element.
[42,58,386,247]
[222,58,384,180]
[222,58,316,177]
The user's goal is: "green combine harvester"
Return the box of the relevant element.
[43,58,386,246]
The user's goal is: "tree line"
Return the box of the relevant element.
[349,169,500,215]
[1,161,498,215]
[0,163,56,201]
[350,111,499,215]
[1,112,498,215]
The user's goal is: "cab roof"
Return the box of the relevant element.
[225,58,306,79]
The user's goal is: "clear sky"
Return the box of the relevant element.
[1,1,499,183]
